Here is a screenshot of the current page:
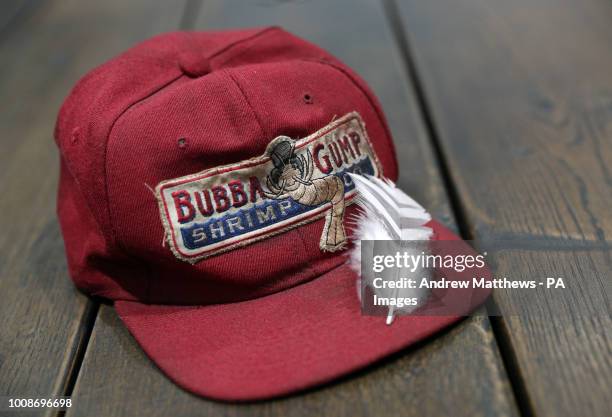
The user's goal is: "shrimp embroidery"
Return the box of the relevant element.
[156,111,381,263]
[265,137,347,252]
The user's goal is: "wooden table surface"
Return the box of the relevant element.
[0,1,610,416]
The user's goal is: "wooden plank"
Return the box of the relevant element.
[0,0,185,415]
[67,1,519,416]
[0,0,37,37]
[394,1,612,416]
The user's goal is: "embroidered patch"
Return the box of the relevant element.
[156,111,381,263]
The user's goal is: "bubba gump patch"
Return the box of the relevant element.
[156,111,382,263]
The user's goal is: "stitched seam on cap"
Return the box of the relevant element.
[287,59,389,274]
[104,73,184,242]
[104,27,283,254]
[208,26,281,61]
[214,27,282,67]
[102,29,285,302]
[224,67,320,284]
[103,73,184,302]
[224,69,268,139]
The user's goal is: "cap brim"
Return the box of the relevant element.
[115,221,489,401]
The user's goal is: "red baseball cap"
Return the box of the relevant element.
[55,27,489,401]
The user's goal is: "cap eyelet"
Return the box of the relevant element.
[177,138,188,149]
[303,93,313,104]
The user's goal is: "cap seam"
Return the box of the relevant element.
[104,27,284,254]
[102,32,386,304]
[223,65,320,282]
[208,26,282,62]
[104,72,185,243]
[224,69,269,139]
[103,72,185,302]
[103,28,284,302]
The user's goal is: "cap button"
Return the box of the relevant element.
[178,50,211,77]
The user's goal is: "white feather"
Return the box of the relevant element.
[347,173,433,325]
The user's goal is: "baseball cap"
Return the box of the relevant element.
[55,27,489,401]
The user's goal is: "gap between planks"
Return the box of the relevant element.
[382,1,536,417]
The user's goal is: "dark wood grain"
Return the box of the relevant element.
[394,0,612,416]
[0,0,38,37]
[66,1,519,416]
[0,0,185,415]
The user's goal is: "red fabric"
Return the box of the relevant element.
[55,28,490,401]
[116,221,490,401]
[56,27,397,303]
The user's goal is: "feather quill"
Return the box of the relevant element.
[347,173,433,325]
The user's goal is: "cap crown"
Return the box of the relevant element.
[56,27,397,304]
